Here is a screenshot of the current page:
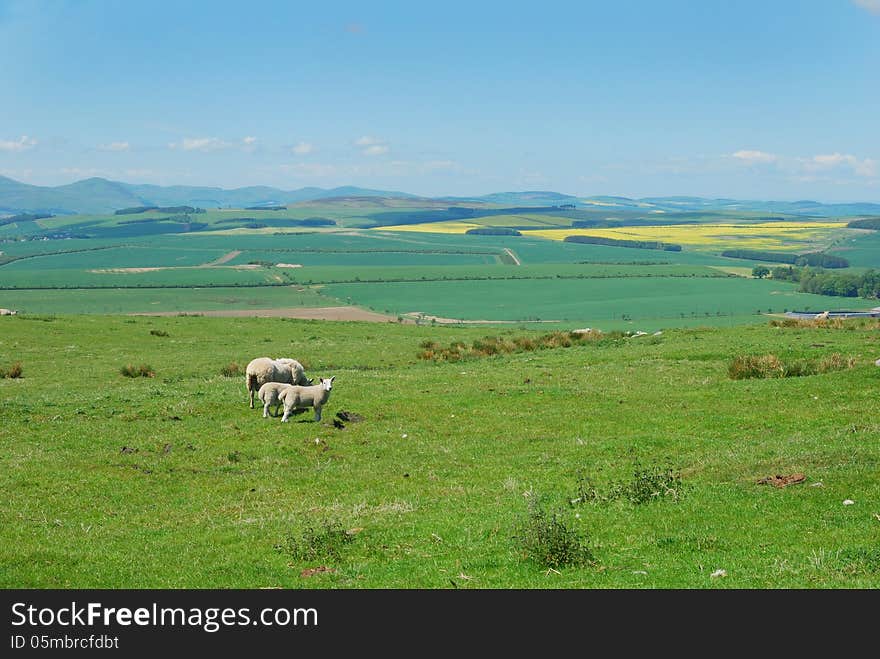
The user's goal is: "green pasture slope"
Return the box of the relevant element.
[1,314,878,588]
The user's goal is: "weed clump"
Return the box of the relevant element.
[419,329,608,362]
[514,499,594,569]
[220,362,242,377]
[120,364,155,378]
[574,462,686,506]
[728,353,856,379]
[0,361,23,379]
[276,521,355,562]
[149,329,170,337]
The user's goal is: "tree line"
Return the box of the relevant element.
[770,266,880,299]
[722,249,849,268]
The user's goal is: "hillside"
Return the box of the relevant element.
[1,314,878,588]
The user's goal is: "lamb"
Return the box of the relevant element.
[245,357,311,408]
[257,382,293,418]
[279,377,335,422]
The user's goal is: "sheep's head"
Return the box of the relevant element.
[320,377,334,391]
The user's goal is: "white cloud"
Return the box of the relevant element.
[362,144,389,156]
[98,141,130,152]
[731,149,777,164]
[169,137,230,152]
[806,153,876,177]
[355,135,390,156]
[279,163,337,177]
[854,0,880,15]
[0,135,37,152]
[242,136,257,145]
[292,141,314,155]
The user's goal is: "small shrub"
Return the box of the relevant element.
[514,499,594,569]
[220,362,242,377]
[121,364,155,378]
[276,520,355,562]
[0,361,23,379]
[149,329,169,337]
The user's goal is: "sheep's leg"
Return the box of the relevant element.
[249,389,255,409]
[314,405,322,422]
[262,402,270,418]
[281,406,290,423]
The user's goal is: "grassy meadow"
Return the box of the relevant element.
[1,314,878,588]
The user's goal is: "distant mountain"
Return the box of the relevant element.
[0,176,419,215]
[2,175,879,217]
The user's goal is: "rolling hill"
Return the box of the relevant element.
[2,174,880,217]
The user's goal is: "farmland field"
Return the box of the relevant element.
[2,206,877,324]
[321,277,876,328]
[1,314,878,588]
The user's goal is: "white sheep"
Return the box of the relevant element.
[0,308,16,316]
[257,382,294,418]
[279,377,335,422]
[245,357,311,408]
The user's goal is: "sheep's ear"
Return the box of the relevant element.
[329,376,335,382]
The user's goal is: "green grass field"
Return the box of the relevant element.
[1,314,878,588]
[0,286,337,315]
[321,277,876,327]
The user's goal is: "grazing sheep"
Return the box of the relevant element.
[815,311,830,320]
[0,308,16,316]
[257,382,294,418]
[245,357,311,408]
[280,377,335,422]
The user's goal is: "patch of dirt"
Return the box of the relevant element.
[91,267,164,274]
[200,250,241,267]
[300,566,336,578]
[757,473,806,488]
[129,306,403,322]
[336,410,364,423]
[401,311,559,324]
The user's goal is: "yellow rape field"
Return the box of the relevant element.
[377,221,485,234]
[379,220,849,252]
[527,222,848,251]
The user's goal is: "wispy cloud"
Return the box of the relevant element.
[803,153,876,178]
[355,135,390,156]
[345,23,366,33]
[731,149,777,164]
[291,141,315,155]
[854,0,880,15]
[169,137,231,152]
[98,141,130,152]
[0,135,37,152]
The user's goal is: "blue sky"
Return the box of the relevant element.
[1,0,878,201]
